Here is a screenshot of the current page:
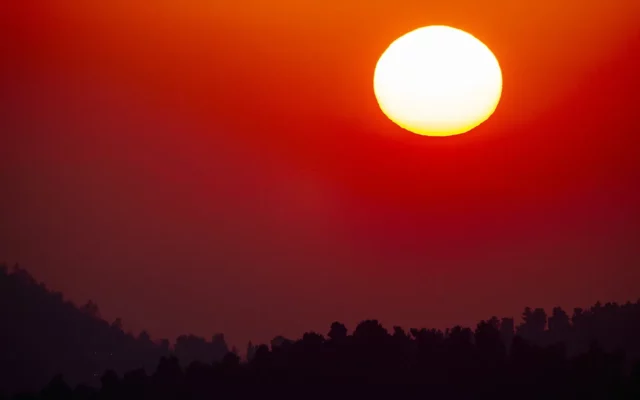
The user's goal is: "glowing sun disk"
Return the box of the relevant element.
[373,25,503,137]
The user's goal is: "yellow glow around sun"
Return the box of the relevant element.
[373,25,503,137]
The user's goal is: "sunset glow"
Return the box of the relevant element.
[1,0,639,356]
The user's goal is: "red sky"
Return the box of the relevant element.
[1,1,639,348]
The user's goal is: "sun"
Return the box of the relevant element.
[373,25,503,137]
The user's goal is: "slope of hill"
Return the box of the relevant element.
[0,265,229,394]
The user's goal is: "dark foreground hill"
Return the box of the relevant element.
[1,264,640,399]
[0,265,229,394]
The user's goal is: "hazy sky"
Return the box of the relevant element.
[1,1,639,348]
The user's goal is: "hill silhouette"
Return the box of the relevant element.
[0,265,229,395]
[1,264,640,398]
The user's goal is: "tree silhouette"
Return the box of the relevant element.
[40,375,71,400]
[2,265,640,398]
[327,321,347,342]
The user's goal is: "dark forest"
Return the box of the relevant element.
[2,265,639,399]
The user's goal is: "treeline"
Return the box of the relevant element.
[2,265,640,398]
[0,265,229,394]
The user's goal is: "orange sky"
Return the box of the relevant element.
[1,1,639,348]
[8,1,640,130]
